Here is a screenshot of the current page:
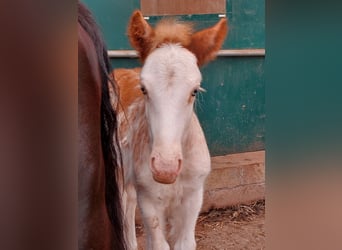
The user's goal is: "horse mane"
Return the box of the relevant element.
[154,18,194,48]
[78,3,125,249]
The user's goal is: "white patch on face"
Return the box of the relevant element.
[140,44,202,149]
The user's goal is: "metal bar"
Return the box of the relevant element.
[107,49,265,58]
[217,49,265,56]
[108,50,139,58]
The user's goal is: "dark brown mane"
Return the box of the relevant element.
[78,2,125,249]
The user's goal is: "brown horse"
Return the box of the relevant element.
[78,2,126,250]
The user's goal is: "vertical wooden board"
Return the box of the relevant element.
[81,0,140,50]
[141,0,226,16]
[227,0,265,48]
[197,57,265,156]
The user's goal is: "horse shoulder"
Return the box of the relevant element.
[113,67,144,145]
[113,67,143,112]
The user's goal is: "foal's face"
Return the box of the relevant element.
[140,44,202,184]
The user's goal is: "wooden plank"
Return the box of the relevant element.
[202,150,265,211]
[202,183,265,211]
[141,0,226,16]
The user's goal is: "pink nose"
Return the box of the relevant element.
[150,156,182,184]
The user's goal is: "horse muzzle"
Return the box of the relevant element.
[150,153,182,184]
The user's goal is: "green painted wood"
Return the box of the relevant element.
[81,0,139,49]
[199,57,265,156]
[82,0,265,155]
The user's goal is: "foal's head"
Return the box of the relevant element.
[128,11,228,184]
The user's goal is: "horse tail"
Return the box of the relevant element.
[101,50,126,250]
[100,36,126,250]
[78,3,125,249]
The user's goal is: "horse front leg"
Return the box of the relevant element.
[138,193,170,250]
[170,188,204,250]
[123,183,138,250]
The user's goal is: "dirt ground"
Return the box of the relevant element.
[136,200,265,250]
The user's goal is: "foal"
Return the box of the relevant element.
[115,11,228,250]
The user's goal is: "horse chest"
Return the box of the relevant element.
[136,173,195,208]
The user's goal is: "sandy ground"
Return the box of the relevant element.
[136,200,265,250]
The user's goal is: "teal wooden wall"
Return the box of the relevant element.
[82,0,265,156]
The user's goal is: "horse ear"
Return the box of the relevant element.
[128,10,155,62]
[187,18,228,66]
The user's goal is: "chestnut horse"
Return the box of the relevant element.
[78,3,125,250]
[114,11,228,250]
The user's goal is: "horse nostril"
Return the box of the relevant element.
[177,159,182,174]
[151,157,156,171]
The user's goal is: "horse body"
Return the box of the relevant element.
[78,2,125,249]
[115,11,228,250]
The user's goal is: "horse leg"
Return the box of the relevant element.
[138,194,170,250]
[170,188,204,250]
[123,183,138,250]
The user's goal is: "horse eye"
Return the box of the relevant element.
[140,86,147,95]
[191,89,198,97]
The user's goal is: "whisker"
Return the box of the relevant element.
[195,90,205,113]
[199,86,206,93]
